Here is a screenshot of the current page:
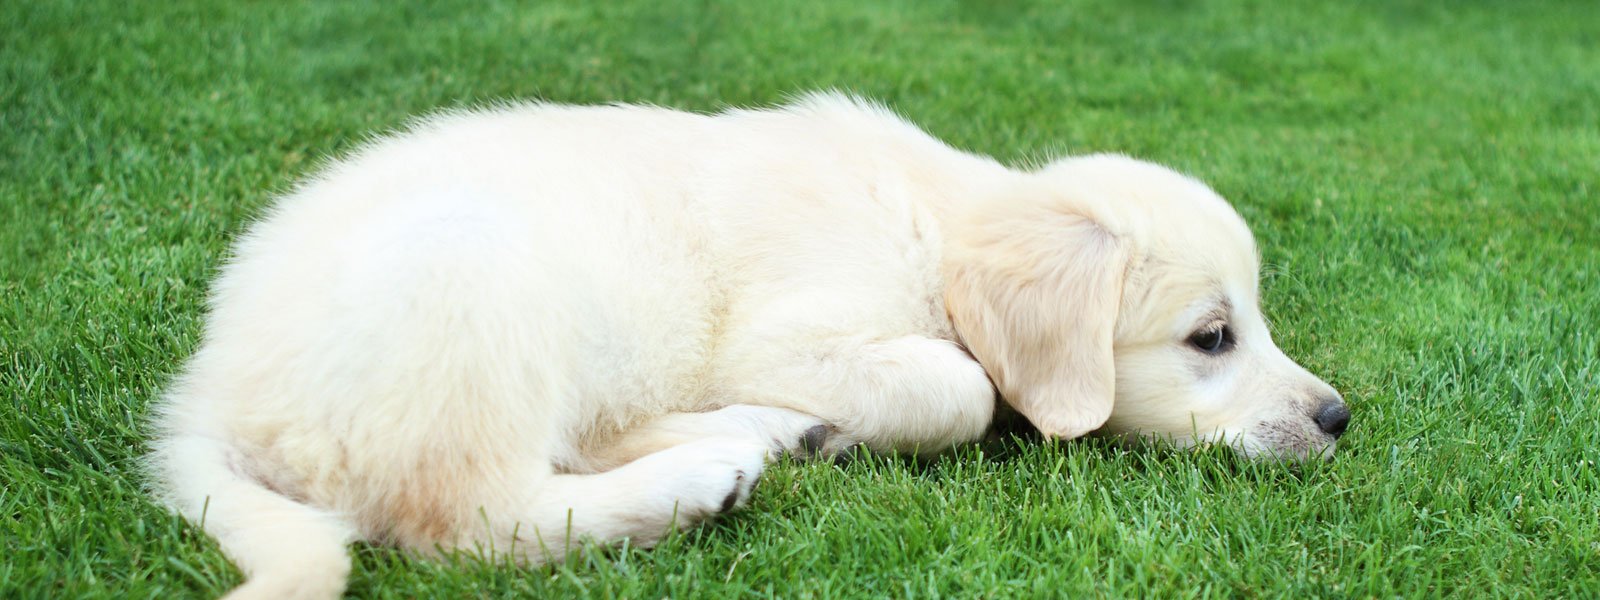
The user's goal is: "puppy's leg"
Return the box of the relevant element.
[454,438,771,564]
[583,405,832,472]
[722,334,997,457]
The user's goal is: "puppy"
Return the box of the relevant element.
[148,93,1346,599]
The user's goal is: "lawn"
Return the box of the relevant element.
[2,0,1597,597]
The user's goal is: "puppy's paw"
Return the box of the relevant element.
[710,405,841,461]
[797,424,832,457]
[655,439,769,523]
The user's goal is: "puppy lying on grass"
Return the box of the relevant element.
[149,93,1347,599]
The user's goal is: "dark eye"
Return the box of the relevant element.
[1187,326,1233,354]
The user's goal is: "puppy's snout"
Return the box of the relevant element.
[1312,397,1350,439]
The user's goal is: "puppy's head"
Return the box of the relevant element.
[946,154,1346,461]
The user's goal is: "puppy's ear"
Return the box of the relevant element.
[945,203,1129,440]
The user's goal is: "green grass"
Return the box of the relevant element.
[3,0,1598,597]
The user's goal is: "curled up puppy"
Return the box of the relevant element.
[148,94,1348,599]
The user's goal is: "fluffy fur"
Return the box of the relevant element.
[148,93,1345,599]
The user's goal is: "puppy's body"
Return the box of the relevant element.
[150,94,1344,599]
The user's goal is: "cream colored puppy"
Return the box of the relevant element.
[149,93,1347,599]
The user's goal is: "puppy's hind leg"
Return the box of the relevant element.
[456,438,773,565]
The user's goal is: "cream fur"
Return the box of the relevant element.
[148,93,1342,599]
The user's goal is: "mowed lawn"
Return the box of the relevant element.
[3,0,1598,597]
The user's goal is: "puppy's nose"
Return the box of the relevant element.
[1313,399,1350,439]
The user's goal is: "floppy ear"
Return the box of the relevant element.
[944,203,1129,440]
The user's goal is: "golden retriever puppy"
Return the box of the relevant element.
[148,93,1346,599]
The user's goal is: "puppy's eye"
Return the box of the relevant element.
[1187,326,1233,354]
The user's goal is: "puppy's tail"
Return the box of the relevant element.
[149,421,357,600]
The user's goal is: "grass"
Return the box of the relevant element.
[3,0,1597,597]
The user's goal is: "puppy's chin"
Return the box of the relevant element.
[1093,430,1337,463]
[1229,436,1338,463]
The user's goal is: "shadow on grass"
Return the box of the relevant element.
[824,411,1336,490]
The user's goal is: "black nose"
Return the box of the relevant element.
[1313,400,1351,439]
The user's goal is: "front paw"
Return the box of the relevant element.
[792,422,870,461]
[709,405,841,461]
[797,424,832,457]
